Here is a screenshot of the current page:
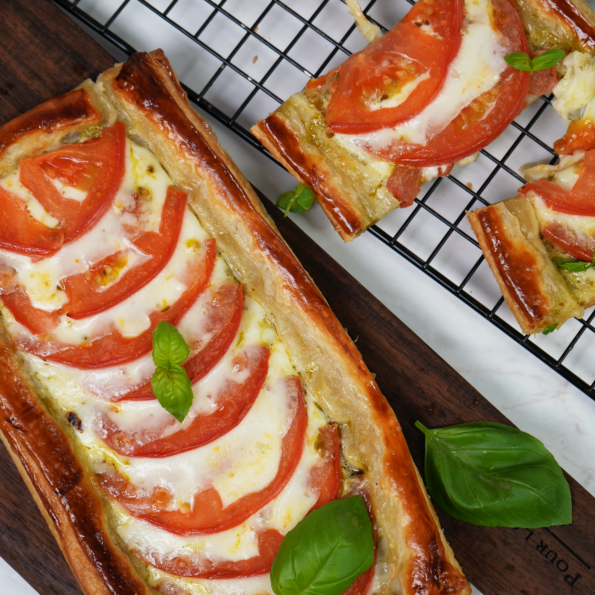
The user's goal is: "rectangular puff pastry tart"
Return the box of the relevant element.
[0,51,471,595]
[252,0,595,241]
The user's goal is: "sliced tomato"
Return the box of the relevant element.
[100,345,270,457]
[542,222,594,262]
[554,118,595,155]
[386,166,423,207]
[107,283,244,402]
[15,239,216,368]
[0,286,60,335]
[354,0,530,166]
[0,186,63,257]
[127,421,341,578]
[311,0,463,135]
[19,122,126,245]
[98,375,307,535]
[343,565,375,595]
[525,60,558,107]
[519,150,595,216]
[61,187,187,319]
[310,424,341,510]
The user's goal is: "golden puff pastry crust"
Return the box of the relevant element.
[0,50,471,595]
[252,0,595,242]
[468,197,586,333]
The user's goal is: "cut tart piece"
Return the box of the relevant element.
[0,51,471,595]
[468,150,595,334]
[252,0,595,241]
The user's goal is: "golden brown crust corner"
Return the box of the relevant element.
[252,114,366,242]
[0,87,102,176]
[468,199,583,334]
[104,50,470,595]
[514,0,595,52]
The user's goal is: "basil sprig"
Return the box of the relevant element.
[554,252,595,272]
[277,184,316,217]
[271,496,374,595]
[505,49,564,72]
[415,421,572,528]
[542,324,557,335]
[151,321,193,423]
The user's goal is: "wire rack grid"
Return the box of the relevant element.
[55,0,595,400]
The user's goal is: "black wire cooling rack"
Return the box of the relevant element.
[55,0,595,400]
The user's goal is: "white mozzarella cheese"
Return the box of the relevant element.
[553,52,595,123]
[0,172,60,228]
[337,0,507,151]
[0,137,170,313]
[109,395,328,567]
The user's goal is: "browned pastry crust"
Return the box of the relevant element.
[468,197,584,333]
[0,51,471,595]
[252,0,595,242]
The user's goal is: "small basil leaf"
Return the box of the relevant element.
[277,191,298,217]
[152,320,190,370]
[554,257,594,272]
[542,324,557,335]
[504,52,532,72]
[151,365,193,423]
[415,421,572,528]
[531,49,565,72]
[271,496,374,595]
[276,185,316,217]
[294,185,316,213]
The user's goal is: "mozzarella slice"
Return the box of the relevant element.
[338,0,507,150]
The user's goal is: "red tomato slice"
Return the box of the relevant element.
[61,187,187,319]
[525,62,558,106]
[343,565,375,595]
[386,166,423,208]
[100,345,270,457]
[541,222,594,262]
[519,150,595,216]
[0,285,60,335]
[15,239,216,368]
[0,186,63,257]
[100,283,243,402]
[127,422,341,579]
[353,0,530,166]
[99,375,307,535]
[312,0,463,135]
[19,123,126,245]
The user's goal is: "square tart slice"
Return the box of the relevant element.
[468,152,595,334]
[0,50,471,595]
[252,0,595,241]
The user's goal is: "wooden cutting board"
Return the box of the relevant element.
[0,1,594,593]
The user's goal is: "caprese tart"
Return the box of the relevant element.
[0,51,471,595]
[252,0,595,241]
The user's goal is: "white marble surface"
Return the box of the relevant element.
[3,0,595,593]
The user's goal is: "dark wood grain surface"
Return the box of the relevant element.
[0,1,594,594]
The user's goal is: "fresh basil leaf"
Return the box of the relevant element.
[415,421,572,528]
[277,191,298,217]
[151,365,193,423]
[294,185,316,213]
[271,496,374,595]
[152,320,190,370]
[276,185,316,217]
[531,49,565,72]
[553,256,595,272]
[542,324,557,335]
[504,52,532,72]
